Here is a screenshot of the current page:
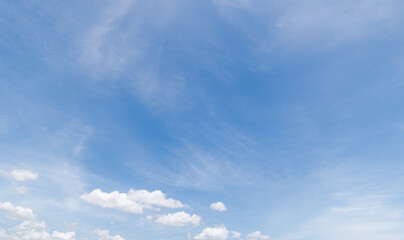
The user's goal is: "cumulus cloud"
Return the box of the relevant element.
[3,220,76,240]
[80,188,185,213]
[93,229,125,240]
[0,201,36,221]
[155,211,202,227]
[210,202,227,212]
[246,231,269,240]
[195,226,229,240]
[231,231,241,239]
[52,231,76,240]
[12,220,52,240]
[0,169,38,181]
[0,201,80,240]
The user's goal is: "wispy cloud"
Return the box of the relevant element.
[79,0,135,76]
[280,194,404,240]
[274,0,400,48]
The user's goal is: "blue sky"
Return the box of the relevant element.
[1,0,404,239]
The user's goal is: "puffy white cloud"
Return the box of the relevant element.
[12,220,51,240]
[195,226,229,240]
[80,189,143,213]
[0,169,38,181]
[0,201,77,240]
[246,231,269,240]
[210,202,227,212]
[4,220,77,240]
[80,188,185,213]
[93,229,125,240]
[128,189,185,208]
[52,231,76,240]
[0,201,36,221]
[231,231,241,239]
[155,211,201,227]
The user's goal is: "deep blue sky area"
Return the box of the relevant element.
[1,1,404,240]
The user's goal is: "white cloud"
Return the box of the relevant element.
[231,231,241,239]
[210,202,227,212]
[5,220,76,240]
[195,226,229,240]
[80,188,185,213]
[52,231,76,240]
[10,169,38,181]
[155,211,201,227]
[12,220,52,240]
[0,201,36,221]
[81,189,143,213]
[1,169,38,181]
[93,229,125,240]
[0,201,131,240]
[246,231,270,240]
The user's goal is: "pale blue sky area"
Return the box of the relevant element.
[1,1,404,240]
